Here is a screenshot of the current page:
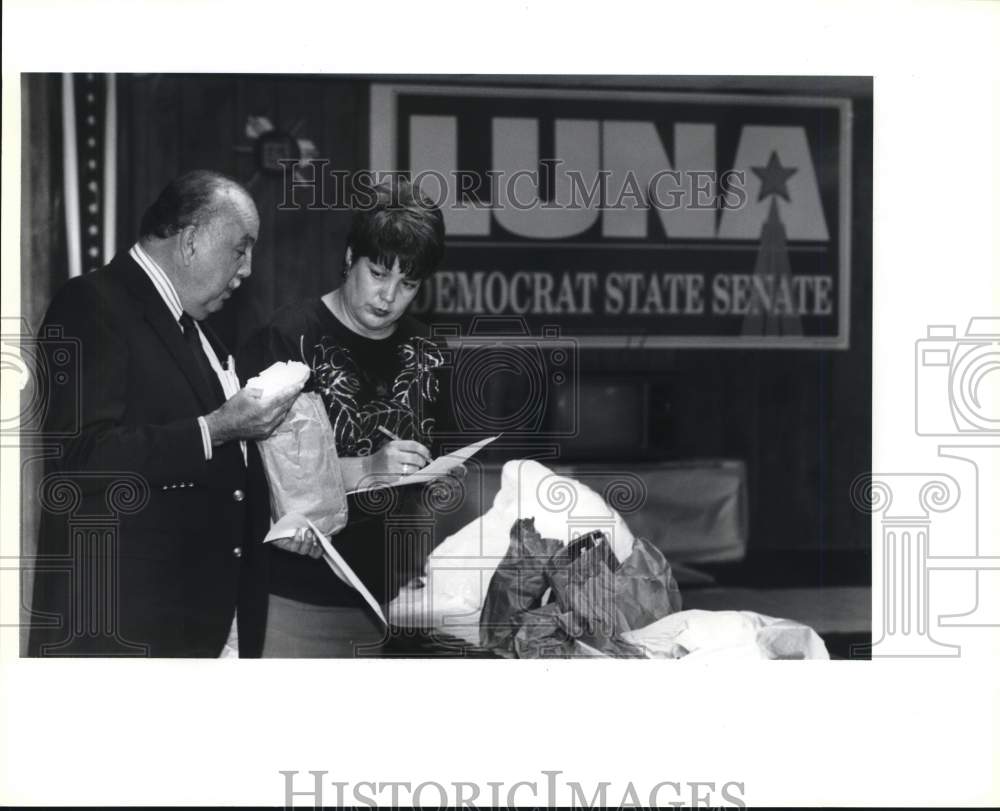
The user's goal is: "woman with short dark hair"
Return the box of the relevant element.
[239,178,452,657]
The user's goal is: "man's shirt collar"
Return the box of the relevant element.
[129,242,184,325]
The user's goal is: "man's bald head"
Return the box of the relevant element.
[139,170,254,240]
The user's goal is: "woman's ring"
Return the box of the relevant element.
[401,463,410,475]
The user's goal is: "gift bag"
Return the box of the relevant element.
[256,391,348,538]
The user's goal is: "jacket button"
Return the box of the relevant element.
[232,547,243,558]
[232,489,245,503]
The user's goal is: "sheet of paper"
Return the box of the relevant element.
[348,434,499,494]
[263,513,386,626]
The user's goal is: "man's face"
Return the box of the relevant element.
[183,191,259,320]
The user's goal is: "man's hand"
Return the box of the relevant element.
[203,383,302,445]
[273,527,324,559]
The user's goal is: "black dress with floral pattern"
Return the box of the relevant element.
[310,330,444,459]
[238,298,450,607]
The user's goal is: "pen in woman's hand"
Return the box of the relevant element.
[376,425,402,442]
[375,424,431,475]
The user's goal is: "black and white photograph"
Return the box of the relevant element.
[17,73,872,662]
[1,1,997,808]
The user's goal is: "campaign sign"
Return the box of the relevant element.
[370,84,852,349]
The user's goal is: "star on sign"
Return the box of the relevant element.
[752,151,797,202]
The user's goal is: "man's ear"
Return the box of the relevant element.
[344,246,353,270]
[178,225,198,266]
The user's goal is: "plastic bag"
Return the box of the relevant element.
[480,518,683,658]
[622,609,829,660]
[479,518,563,652]
[421,459,638,626]
[256,391,348,538]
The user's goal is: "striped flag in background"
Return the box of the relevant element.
[61,73,116,277]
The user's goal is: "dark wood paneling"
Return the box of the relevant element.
[117,76,362,351]
[271,77,324,309]
[231,77,280,347]
[21,74,66,331]
[20,73,67,655]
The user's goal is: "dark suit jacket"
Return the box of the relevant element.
[27,251,270,657]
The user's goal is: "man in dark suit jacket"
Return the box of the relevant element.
[28,170,304,657]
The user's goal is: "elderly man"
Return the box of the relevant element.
[28,170,302,657]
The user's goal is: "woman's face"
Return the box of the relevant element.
[338,249,422,338]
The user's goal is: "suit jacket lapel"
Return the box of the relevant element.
[111,252,221,413]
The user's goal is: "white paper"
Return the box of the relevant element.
[263,512,386,626]
[348,435,499,494]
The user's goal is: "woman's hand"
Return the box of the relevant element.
[366,439,432,479]
[273,527,324,559]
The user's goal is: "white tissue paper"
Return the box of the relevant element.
[622,609,829,660]
[245,360,311,401]
[390,459,637,631]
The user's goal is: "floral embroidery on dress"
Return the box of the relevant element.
[309,335,444,457]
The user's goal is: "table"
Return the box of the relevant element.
[383,585,872,659]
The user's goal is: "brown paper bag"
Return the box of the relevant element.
[256,392,348,538]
